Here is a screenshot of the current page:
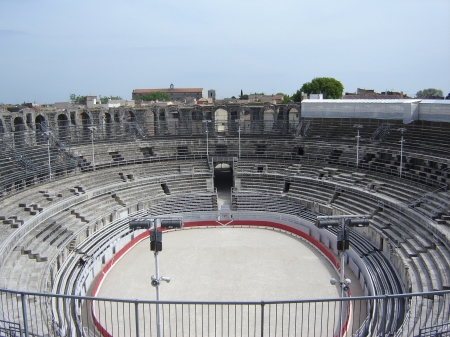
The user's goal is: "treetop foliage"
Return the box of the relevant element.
[69,94,85,104]
[99,95,122,104]
[294,77,344,100]
[140,92,172,102]
[415,88,444,99]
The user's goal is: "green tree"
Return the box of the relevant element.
[140,92,172,101]
[415,88,444,99]
[275,93,292,104]
[99,95,122,104]
[281,94,291,104]
[293,77,344,100]
[69,94,85,104]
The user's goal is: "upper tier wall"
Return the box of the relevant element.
[302,99,450,123]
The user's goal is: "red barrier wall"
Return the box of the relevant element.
[91,220,350,337]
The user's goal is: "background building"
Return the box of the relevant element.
[132,84,203,102]
[344,88,406,99]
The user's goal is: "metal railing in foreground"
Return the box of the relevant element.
[0,288,449,337]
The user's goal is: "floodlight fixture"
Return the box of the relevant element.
[160,276,171,283]
[129,218,153,230]
[315,219,341,228]
[345,218,370,227]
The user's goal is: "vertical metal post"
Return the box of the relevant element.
[46,137,52,181]
[356,129,360,168]
[238,122,241,159]
[91,129,95,171]
[380,296,388,337]
[152,219,162,337]
[399,134,404,177]
[206,129,209,158]
[339,250,345,337]
[354,124,362,169]
[21,293,30,337]
[260,301,265,337]
[337,219,346,337]
[155,250,162,337]
[135,301,140,337]
[398,128,406,178]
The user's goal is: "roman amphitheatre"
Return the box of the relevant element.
[0,98,450,336]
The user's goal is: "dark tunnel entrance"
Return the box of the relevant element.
[214,162,233,208]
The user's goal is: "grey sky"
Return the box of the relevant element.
[1,0,449,104]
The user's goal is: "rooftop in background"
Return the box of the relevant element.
[132,84,203,102]
[344,88,408,99]
[303,99,421,104]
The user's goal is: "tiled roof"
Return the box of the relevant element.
[133,88,203,94]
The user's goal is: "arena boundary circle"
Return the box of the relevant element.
[90,220,352,337]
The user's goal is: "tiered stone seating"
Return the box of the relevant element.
[147,192,218,215]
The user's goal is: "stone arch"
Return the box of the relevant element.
[158,108,166,121]
[0,117,6,135]
[79,112,91,139]
[125,110,136,123]
[103,112,112,137]
[284,103,301,132]
[35,114,46,131]
[56,113,70,140]
[285,103,301,118]
[262,106,275,133]
[214,105,229,134]
[13,116,26,146]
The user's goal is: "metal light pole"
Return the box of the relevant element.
[147,217,182,337]
[236,119,241,158]
[148,218,165,337]
[353,124,363,168]
[316,214,370,337]
[398,128,407,178]
[88,126,96,171]
[203,120,211,157]
[43,131,52,181]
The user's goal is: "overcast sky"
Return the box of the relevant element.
[1,0,449,104]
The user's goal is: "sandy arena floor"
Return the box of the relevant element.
[97,227,346,301]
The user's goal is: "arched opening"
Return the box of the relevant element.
[114,112,121,134]
[57,114,69,141]
[35,115,46,131]
[287,108,299,132]
[124,110,136,135]
[126,111,136,122]
[214,162,233,209]
[0,119,5,135]
[13,117,25,146]
[158,109,166,121]
[35,115,47,144]
[214,108,228,134]
[80,112,91,140]
[104,113,112,137]
[264,109,274,132]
